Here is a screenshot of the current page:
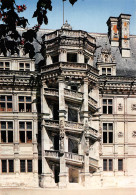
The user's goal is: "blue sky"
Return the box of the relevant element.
[17,0,136,34]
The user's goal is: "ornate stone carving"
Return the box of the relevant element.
[118,103,123,111]
[118,132,123,137]
[131,104,136,110]
[59,120,65,138]
[132,131,136,137]
[61,20,72,30]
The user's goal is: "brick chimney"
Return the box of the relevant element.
[107,17,119,47]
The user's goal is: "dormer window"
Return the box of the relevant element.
[102,68,111,75]
[19,63,30,71]
[0,62,10,70]
[67,53,77,62]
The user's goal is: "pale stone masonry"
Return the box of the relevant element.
[0,13,136,188]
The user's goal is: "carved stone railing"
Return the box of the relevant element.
[88,96,97,108]
[0,70,37,76]
[64,89,83,100]
[65,121,84,131]
[45,120,59,129]
[89,127,99,138]
[65,152,84,162]
[44,88,59,97]
[89,157,98,167]
[60,62,87,70]
[45,150,59,158]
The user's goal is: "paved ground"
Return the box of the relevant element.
[0,188,136,195]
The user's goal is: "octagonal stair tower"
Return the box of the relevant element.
[40,22,100,188]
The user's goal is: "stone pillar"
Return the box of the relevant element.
[46,54,52,65]
[13,93,18,112]
[14,118,20,175]
[41,84,50,119]
[77,50,84,63]
[59,49,67,62]
[32,93,37,113]
[58,76,67,188]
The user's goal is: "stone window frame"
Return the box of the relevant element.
[103,122,113,144]
[68,105,80,123]
[19,62,31,71]
[118,159,123,171]
[18,96,32,112]
[0,95,12,112]
[19,121,32,144]
[103,159,113,171]
[20,159,33,173]
[0,121,13,143]
[102,98,113,114]
[0,61,10,70]
[1,159,14,173]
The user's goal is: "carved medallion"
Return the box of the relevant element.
[132,131,136,138]
[131,104,136,110]
[118,103,123,111]
[118,132,123,137]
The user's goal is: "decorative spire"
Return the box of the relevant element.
[61,20,72,30]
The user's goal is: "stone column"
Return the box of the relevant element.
[13,93,18,112]
[77,50,84,63]
[41,84,50,119]
[59,49,67,62]
[46,54,52,65]
[58,76,67,188]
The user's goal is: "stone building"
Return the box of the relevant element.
[0,13,136,188]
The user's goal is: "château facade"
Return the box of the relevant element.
[0,13,136,188]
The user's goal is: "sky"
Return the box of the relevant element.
[17,0,136,34]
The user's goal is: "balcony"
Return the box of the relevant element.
[65,152,84,166]
[45,150,59,162]
[45,120,59,130]
[44,88,59,99]
[89,157,98,169]
[65,121,84,133]
[64,89,83,103]
[88,96,97,112]
[89,126,99,141]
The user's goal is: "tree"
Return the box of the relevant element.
[0,0,78,62]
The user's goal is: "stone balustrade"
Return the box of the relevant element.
[65,152,84,162]
[45,120,59,129]
[44,88,59,97]
[89,126,99,138]
[65,121,84,131]
[45,150,59,158]
[64,88,83,99]
[88,96,97,107]
[89,157,98,167]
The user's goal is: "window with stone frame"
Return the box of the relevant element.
[102,67,111,75]
[19,121,32,143]
[68,107,78,122]
[67,53,77,62]
[18,96,31,112]
[0,62,10,70]
[103,159,113,171]
[2,159,14,173]
[20,160,32,173]
[51,54,59,63]
[0,121,13,143]
[19,63,30,71]
[103,123,113,143]
[0,95,12,112]
[102,99,113,114]
[118,159,123,171]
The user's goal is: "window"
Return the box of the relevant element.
[2,160,14,173]
[19,63,30,71]
[68,108,78,122]
[118,159,123,171]
[67,53,77,62]
[103,159,113,171]
[18,96,31,112]
[52,55,59,63]
[103,123,113,143]
[0,95,12,112]
[102,68,111,75]
[0,121,13,143]
[103,99,113,114]
[20,160,32,173]
[19,121,32,143]
[84,57,89,64]
[0,62,10,70]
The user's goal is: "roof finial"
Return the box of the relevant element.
[63,0,66,25]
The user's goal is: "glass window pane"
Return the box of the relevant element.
[19,131,25,143]
[2,160,7,173]
[26,122,32,129]
[109,123,113,130]
[102,68,106,75]
[27,160,32,172]
[108,99,112,104]
[25,63,30,68]
[103,132,107,143]
[0,96,5,101]
[108,106,112,114]
[9,160,14,172]
[103,123,107,130]
[5,62,10,67]
[0,103,5,111]
[109,132,113,143]
[8,122,13,129]
[19,122,25,129]
[118,159,123,171]
[27,131,32,143]
[19,103,24,112]
[7,103,12,111]
[109,159,113,171]
[103,99,107,104]
[19,63,24,68]
[7,96,12,101]
[20,160,25,172]
[8,131,13,143]
[26,97,31,102]
[1,131,6,142]
[103,159,107,171]
[26,104,31,112]
[103,106,107,114]
[1,121,6,129]
[19,96,24,102]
